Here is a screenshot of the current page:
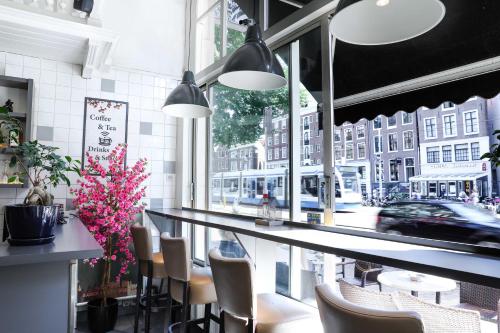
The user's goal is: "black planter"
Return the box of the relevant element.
[87,298,118,333]
[73,0,94,14]
[4,204,60,245]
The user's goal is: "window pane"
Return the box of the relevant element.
[226,0,248,56]
[195,3,222,72]
[209,46,290,219]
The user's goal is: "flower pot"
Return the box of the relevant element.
[87,298,118,333]
[4,204,60,245]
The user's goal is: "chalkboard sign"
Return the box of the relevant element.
[82,97,128,171]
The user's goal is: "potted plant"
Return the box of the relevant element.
[71,144,149,333]
[4,140,80,245]
[0,106,22,149]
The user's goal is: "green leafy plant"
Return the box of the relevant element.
[481,130,500,167]
[0,107,22,145]
[9,140,81,205]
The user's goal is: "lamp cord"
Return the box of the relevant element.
[187,0,193,71]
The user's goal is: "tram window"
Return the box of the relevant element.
[257,177,265,195]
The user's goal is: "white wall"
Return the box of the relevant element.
[101,0,187,76]
[0,51,180,240]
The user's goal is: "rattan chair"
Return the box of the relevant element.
[338,279,398,311]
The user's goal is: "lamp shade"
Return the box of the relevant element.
[218,23,287,91]
[330,0,445,45]
[162,71,212,118]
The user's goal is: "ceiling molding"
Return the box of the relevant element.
[0,4,119,78]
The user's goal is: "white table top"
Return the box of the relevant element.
[377,270,457,293]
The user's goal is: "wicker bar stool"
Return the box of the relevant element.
[131,223,170,333]
[160,234,219,333]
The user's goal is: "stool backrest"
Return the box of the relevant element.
[208,248,256,319]
[160,234,190,282]
[315,284,424,333]
[131,223,153,261]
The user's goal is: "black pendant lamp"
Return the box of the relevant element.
[218,18,286,91]
[162,0,211,118]
[330,0,445,45]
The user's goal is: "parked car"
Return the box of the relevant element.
[375,201,500,248]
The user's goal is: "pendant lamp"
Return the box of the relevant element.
[162,1,211,118]
[330,0,445,45]
[218,19,287,91]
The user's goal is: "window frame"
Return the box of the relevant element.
[387,132,398,152]
[442,113,457,138]
[402,130,414,151]
[463,109,480,135]
[401,112,413,125]
[423,117,437,140]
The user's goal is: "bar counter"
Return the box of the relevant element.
[0,216,102,333]
[147,208,500,289]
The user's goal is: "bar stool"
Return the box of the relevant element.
[160,234,218,333]
[208,248,321,333]
[131,223,169,333]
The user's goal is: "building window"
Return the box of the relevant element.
[374,135,383,154]
[357,143,366,159]
[357,126,365,138]
[274,133,279,145]
[274,121,279,130]
[403,130,414,150]
[424,117,437,139]
[471,142,480,160]
[455,144,469,161]
[282,132,287,144]
[282,120,286,129]
[389,160,399,181]
[359,166,366,179]
[268,150,273,161]
[274,148,280,159]
[427,146,440,163]
[303,116,310,129]
[442,101,455,110]
[373,116,382,129]
[442,145,452,162]
[387,115,397,128]
[405,158,415,181]
[315,144,321,153]
[304,132,310,145]
[304,146,310,159]
[346,143,354,160]
[267,136,273,146]
[443,114,457,137]
[335,146,342,160]
[345,128,353,141]
[402,112,412,124]
[463,110,479,134]
[282,147,287,159]
[388,133,398,152]
[335,130,341,142]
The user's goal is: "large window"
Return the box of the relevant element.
[374,135,383,154]
[405,158,415,181]
[389,159,399,181]
[345,143,354,160]
[402,112,412,124]
[427,147,440,163]
[388,133,398,152]
[403,130,414,150]
[471,142,480,160]
[357,126,365,138]
[442,145,452,162]
[455,144,469,161]
[424,117,437,139]
[357,143,366,159]
[443,114,457,137]
[463,110,479,134]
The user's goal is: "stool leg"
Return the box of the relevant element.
[134,270,143,333]
[145,263,153,333]
[247,318,254,333]
[181,282,190,333]
[165,277,172,327]
[203,303,211,333]
[219,311,225,333]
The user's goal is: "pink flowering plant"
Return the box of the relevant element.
[71,144,149,301]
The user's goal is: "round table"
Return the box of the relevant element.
[377,271,456,303]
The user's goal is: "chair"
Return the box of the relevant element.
[130,223,169,333]
[160,234,218,333]
[459,282,500,320]
[208,248,320,333]
[394,291,482,333]
[353,260,383,290]
[315,283,424,333]
[338,279,398,311]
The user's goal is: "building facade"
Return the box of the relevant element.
[411,98,492,198]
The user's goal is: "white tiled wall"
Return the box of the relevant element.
[0,51,179,239]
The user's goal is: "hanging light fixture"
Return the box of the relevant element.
[162,0,211,118]
[218,1,286,91]
[330,0,446,45]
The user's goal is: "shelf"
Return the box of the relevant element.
[0,183,24,188]
[7,112,27,119]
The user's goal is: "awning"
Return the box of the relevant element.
[409,173,488,182]
[332,0,500,125]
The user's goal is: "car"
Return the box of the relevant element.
[375,200,500,248]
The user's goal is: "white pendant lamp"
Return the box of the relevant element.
[162,0,211,118]
[330,0,446,45]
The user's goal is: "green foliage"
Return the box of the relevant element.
[9,140,81,205]
[0,107,22,145]
[481,130,500,167]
